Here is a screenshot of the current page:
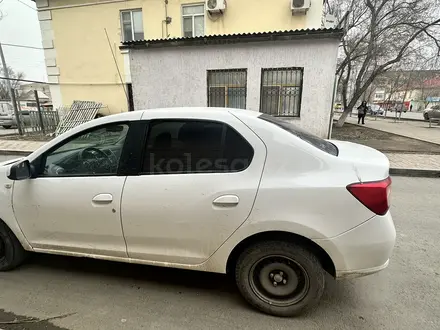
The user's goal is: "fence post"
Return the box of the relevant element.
[34,90,45,135]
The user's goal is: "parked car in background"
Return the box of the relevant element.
[423,105,440,121]
[0,108,396,317]
[0,111,32,129]
[334,102,342,110]
[389,104,407,113]
[367,104,384,116]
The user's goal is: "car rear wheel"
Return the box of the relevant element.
[2,125,11,129]
[424,113,429,121]
[0,221,27,271]
[235,241,325,317]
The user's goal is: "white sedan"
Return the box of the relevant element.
[0,108,396,317]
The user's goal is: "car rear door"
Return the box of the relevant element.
[121,111,266,265]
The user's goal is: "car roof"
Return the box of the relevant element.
[89,108,262,125]
[140,107,262,118]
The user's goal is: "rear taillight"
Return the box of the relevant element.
[347,177,392,215]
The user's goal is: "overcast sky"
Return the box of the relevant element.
[0,0,46,82]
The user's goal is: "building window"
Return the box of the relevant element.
[260,68,303,117]
[375,93,385,100]
[207,69,247,109]
[142,120,254,174]
[182,4,205,37]
[121,9,144,41]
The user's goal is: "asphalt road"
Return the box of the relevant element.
[0,176,439,330]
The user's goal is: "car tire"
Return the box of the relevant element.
[0,221,27,271]
[424,113,429,121]
[235,241,325,317]
[2,125,11,129]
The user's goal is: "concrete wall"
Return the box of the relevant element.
[35,0,323,115]
[130,39,339,137]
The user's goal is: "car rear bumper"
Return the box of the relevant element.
[0,119,14,126]
[313,212,396,279]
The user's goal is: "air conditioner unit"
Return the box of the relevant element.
[291,0,311,14]
[206,0,226,13]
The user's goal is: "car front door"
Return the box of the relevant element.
[12,122,131,258]
[121,112,266,265]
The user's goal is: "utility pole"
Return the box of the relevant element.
[0,42,23,135]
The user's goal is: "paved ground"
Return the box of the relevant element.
[0,176,439,330]
[386,153,440,170]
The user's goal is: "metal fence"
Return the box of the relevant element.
[259,67,303,117]
[207,69,247,109]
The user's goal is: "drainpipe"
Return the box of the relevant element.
[163,0,171,38]
[327,74,338,139]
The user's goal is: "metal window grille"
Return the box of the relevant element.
[207,69,247,109]
[260,67,304,117]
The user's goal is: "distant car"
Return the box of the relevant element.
[0,111,32,129]
[0,108,396,317]
[390,104,407,113]
[368,105,384,116]
[423,105,440,121]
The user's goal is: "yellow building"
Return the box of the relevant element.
[34,0,325,114]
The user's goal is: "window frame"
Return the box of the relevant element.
[207,69,248,109]
[259,67,304,117]
[32,121,135,178]
[120,8,144,42]
[181,3,205,38]
[140,118,254,175]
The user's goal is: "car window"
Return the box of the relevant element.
[40,123,129,177]
[142,120,254,174]
[259,114,339,156]
[432,105,440,110]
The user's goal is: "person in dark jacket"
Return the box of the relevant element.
[357,101,367,125]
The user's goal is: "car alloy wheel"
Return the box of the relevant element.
[249,255,310,307]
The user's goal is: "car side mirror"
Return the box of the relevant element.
[8,160,31,180]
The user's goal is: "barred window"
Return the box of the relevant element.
[260,68,303,117]
[207,69,247,109]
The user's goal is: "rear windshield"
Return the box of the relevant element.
[259,114,339,156]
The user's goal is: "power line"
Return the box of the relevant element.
[2,43,44,50]
[0,76,48,84]
[15,0,37,11]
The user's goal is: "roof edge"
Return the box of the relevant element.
[120,28,343,50]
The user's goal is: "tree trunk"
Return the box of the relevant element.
[336,104,355,127]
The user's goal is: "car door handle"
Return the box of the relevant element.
[212,195,239,207]
[92,193,113,204]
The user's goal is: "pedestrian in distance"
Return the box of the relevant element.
[357,101,367,125]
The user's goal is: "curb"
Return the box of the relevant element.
[381,115,425,122]
[390,168,440,178]
[0,150,31,156]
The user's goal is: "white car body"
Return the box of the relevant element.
[0,108,396,316]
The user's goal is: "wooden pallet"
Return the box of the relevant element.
[55,101,103,136]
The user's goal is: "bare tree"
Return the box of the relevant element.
[0,67,24,100]
[332,0,440,127]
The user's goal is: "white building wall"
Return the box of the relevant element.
[130,39,339,137]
